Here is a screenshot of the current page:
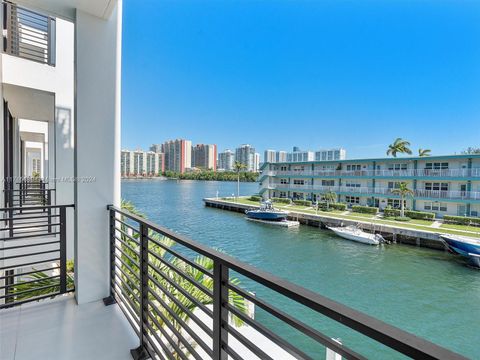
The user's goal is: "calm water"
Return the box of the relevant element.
[122,179,479,359]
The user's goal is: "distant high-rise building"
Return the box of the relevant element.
[163,139,192,173]
[254,153,261,172]
[192,144,217,171]
[235,144,256,172]
[121,150,134,176]
[315,148,347,161]
[276,151,287,163]
[286,146,346,162]
[149,144,163,153]
[146,151,165,175]
[217,149,234,171]
[264,150,276,163]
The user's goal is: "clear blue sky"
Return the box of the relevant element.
[122,0,480,159]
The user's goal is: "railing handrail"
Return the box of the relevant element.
[108,204,467,359]
[0,204,73,212]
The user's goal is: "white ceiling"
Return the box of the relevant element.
[3,84,55,122]
[14,0,117,20]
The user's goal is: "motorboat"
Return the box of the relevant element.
[440,234,480,268]
[327,225,384,245]
[245,200,289,222]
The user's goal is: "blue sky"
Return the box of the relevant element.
[122,0,480,159]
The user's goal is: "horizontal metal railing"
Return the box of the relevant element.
[2,1,56,65]
[268,184,480,200]
[270,168,480,178]
[107,205,466,360]
[0,204,74,309]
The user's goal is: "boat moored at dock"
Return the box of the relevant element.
[440,234,480,268]
[245,200,289,222]
[327,225,385,245]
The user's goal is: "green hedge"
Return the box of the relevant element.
[384,208,435,220]
[405,210,435,220]
[249,195,262,202]
[351,205,379,214]
[329,203,347,211]
[443,215,480,227]
[384,208,401,217]
[292,200,312,207]
[272,197,291,204]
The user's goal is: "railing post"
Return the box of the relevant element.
[213,260,229,360]
[103,207,116,306]
[130,222,149,360]
[59,206,67,294]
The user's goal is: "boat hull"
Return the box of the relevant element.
[440,235,480,267]
[246,211,288,221]
[328,227,381,245]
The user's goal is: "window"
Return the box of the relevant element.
[427,202,448,212]
[345,196,360,204]
[279,191,287,198]
[388,163,407,171]
[387,199,406,208]
[425,162,448,170]
[345,182,361,188]
[346,164,361,171]
[293,179,305,185]
[388,182,401,189]
[322,180,335,187]
[425,182,448,191]
[280,166,288,171]
[280,178,288,184]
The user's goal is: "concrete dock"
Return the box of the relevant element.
[203,198,450,251]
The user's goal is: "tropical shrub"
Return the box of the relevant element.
[394,216,411,222]
[351,205,379,214]
[272,197,291,204]
[384,208,435,220]
[292,200,312,207]
[443,215,480,227]
[249,195,262,202]
[329,203,347,211]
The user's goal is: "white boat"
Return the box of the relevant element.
[327,225,384,245]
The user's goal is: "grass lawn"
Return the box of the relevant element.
[348,212,376,219]
[440,223,480,233]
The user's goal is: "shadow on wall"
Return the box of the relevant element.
[56,106,73,150]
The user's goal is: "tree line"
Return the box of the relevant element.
[163,170,258,182]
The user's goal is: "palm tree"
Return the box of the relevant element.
[233,161,247,200]
[117,201,247,359]
[386,138,412,157]
[418,148,431,157]
[390,182,414,218]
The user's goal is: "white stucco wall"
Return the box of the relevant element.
[74,0,122,304]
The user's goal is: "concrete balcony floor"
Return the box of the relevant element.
[0,295,138,360]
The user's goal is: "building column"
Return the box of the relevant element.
[74,2,122,304]
[413,179,417,211]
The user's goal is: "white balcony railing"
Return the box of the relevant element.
[266,168,480,178]
[267,184,480,200]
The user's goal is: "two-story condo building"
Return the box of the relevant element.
[259,154,480,218]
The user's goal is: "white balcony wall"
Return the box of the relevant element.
[2,17,75,257]
[74,1,122,304]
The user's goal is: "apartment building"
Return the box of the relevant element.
[163,138,192,173]
[286,147,347,163]
[192,143,217,170]
[218,149,235,171]
[260,154,480,217]
[235,144,256,171]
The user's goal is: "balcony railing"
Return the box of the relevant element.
[268,184,480,200]
[2,1,56,66]
[106,205,466,359]
[269,168,480,178]
[0,204,74,309]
